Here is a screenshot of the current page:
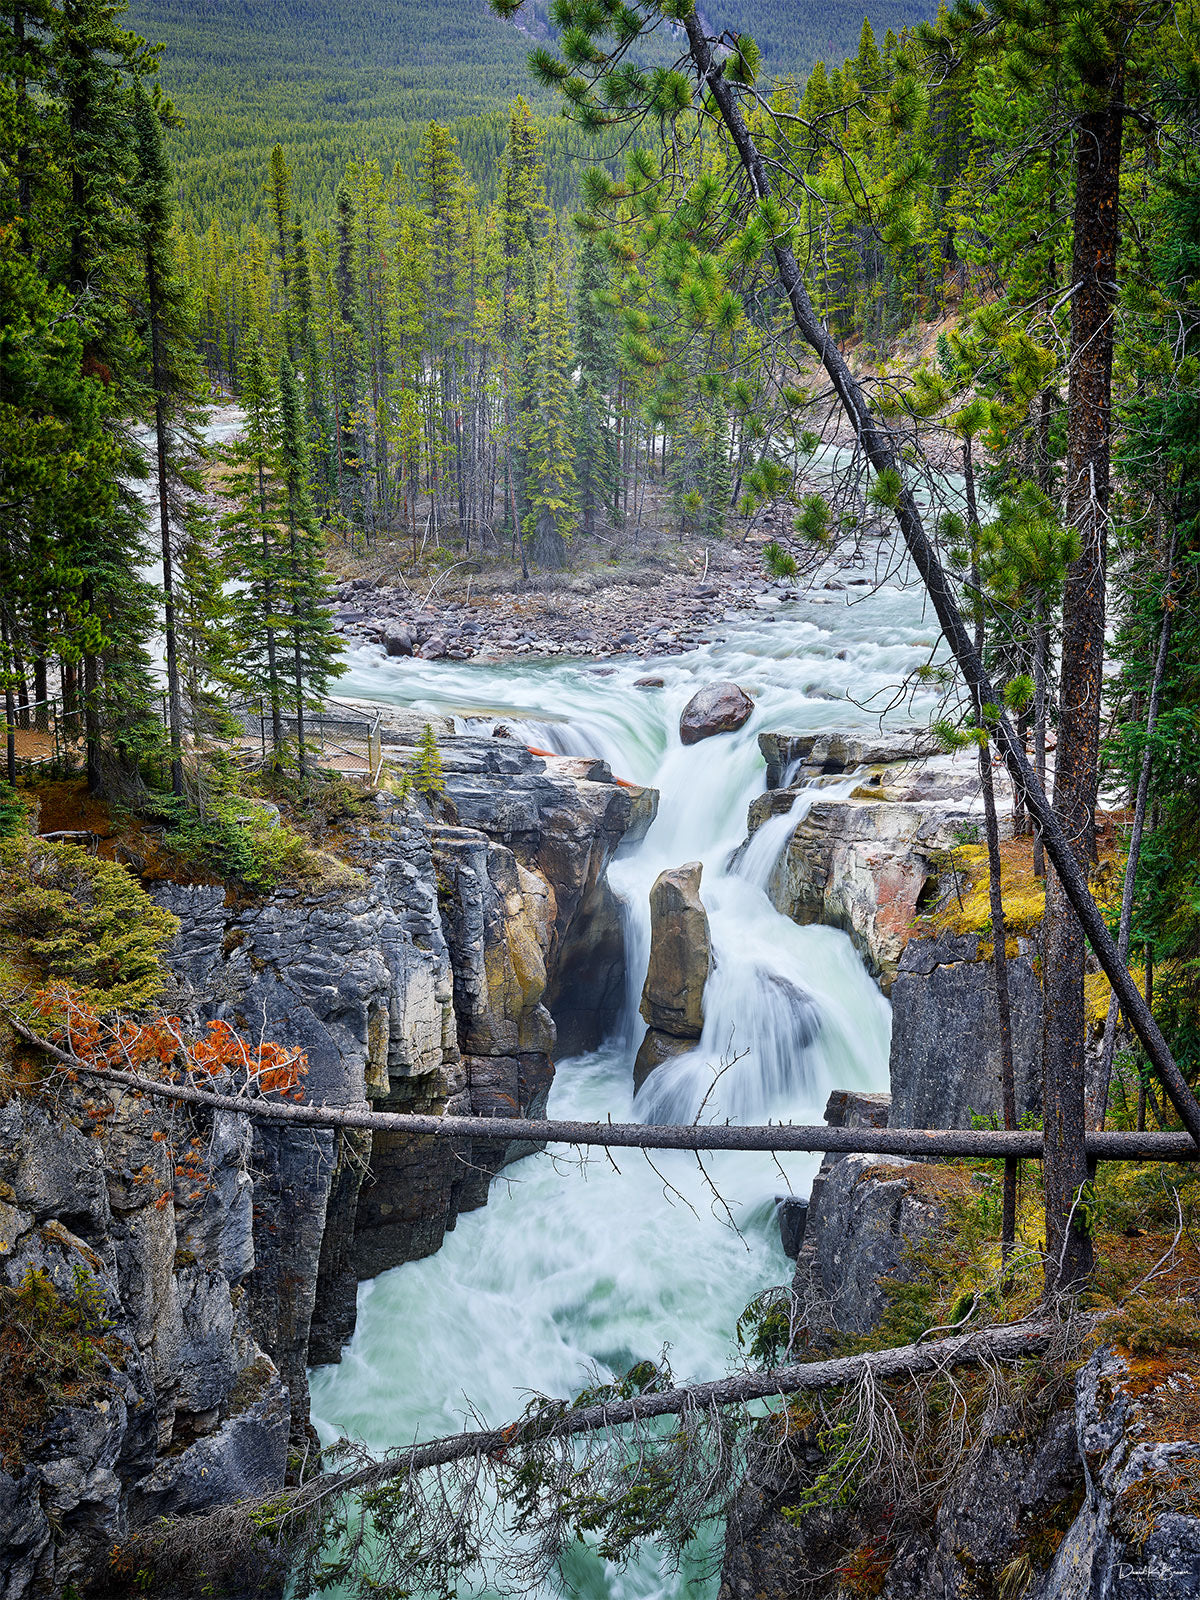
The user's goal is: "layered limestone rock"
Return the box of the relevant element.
[0,1094,287,1599]
[634,862,711,1090]
[750,730,1014,992]
[157,737,655,1388]
[1,725,656,1600]
[727,1112,1200,1599]
[721,1339,1200,1599]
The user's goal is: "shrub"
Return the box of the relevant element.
[157,794,309,893]
[0,783,27,840]
[152,756,313,894]
[0,835,177,1009]
[0,1266,120,1472]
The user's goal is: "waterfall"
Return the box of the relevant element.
[309,578,939,1597]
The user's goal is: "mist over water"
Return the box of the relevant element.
[309,573,941,1596]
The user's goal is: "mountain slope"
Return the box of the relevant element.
[128,0,936,226]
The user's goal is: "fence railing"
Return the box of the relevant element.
[224,695,384,781]
[5,693,383,785]
[2,697,84,774]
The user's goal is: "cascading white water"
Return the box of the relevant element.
[308,571,944,1597]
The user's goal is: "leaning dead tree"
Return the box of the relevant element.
[669,11,1200,1152]
[130,1315,1062,1597]
[7,1015,1197,1162]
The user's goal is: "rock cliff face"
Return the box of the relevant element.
[750,727,1045,1126]
[726,1121,1200,1599]
[0,730,654,1600]
[888,931,1044,1129]
[0,1092,288,1598]
[751,730,1011,993]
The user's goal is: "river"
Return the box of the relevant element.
[307,567,943,1597]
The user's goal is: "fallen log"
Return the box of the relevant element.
[324,1316,1058,1489]
[7,1015,1196,1162]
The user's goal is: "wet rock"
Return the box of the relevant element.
[793,1153,946,1334]
[634,676,665,689]
[633,1027,696,1092]
[384,625,413,657]
[775,1196,809,1258]
[679,682,755,745]
[751,733,1006,992]
[639,862,711,1040]
[758,729,942,790]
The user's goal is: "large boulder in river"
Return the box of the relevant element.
[639,861,711,1039]
[679,682,754,745]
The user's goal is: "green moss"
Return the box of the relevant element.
[0,1266,122,1472]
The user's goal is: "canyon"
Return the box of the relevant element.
[2,584,1197,1600]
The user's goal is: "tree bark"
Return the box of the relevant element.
[1040,59,1125,1290]
[147,247,185,797]
[1090,533,1174,1126]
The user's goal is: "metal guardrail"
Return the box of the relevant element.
[5,693,383,784]
[3,697,85,772]
[227,695,383,781]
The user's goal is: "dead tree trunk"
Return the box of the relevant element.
[1090,533,1175,1126]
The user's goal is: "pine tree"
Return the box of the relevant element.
[130,76,207,797]
[219,338,288,758]
[277,354,343,777]
[412,722,444,798]
[523,258,577,569]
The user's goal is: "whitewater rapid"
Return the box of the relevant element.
[308,567,944,1597]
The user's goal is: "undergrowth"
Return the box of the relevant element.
[0,835,177,1011]
[0,1266,122,1473]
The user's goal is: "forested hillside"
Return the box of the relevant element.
[126,0,937,225]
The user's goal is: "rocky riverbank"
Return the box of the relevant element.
[327,545,883,664]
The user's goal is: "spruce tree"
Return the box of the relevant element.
[523,259,577,570]
[277,353,343,778]
[219,338,288,758]
[130,76,207,797]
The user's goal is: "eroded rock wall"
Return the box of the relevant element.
[0,1093,288,1599]
[729,1135,1200,1599]
[0,732,653,1600]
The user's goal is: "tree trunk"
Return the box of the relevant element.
[1,612,16,785]
[1090,533,1175,1126]
[1040,58,1124,1292]
[966,445,1018,1260]
[147,249,185,797]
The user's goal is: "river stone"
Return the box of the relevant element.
[679,682,755,745]
[639,862,711,1039]
[384,625,413,657]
